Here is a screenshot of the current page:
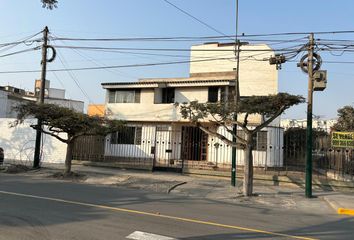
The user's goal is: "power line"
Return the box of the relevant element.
[0,57,238,74]
[162,0,232,40]
[51,45,301,52]
[55,48,105,114]
[0,47,40,58]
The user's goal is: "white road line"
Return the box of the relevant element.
[126,231,176,240]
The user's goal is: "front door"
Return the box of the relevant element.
[181,126,208,161]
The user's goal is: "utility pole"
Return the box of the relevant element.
[305,33,315,198]
[231,40,240,187]
[231,0,240,187]
[33,26,49,168]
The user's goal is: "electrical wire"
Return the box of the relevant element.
[51,45,302,52]
[0,47,40,58]
[162,0,232,40]
[55,48,105,115]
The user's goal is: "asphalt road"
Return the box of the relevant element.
[0,174,353,240]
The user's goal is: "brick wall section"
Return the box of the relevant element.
[0,118,66,164]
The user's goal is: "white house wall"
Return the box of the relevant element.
[206,126,283,167]
[175,87,208,103]
[104,125,182,161]
[104,123,283,167]
[105,125,155,159]
[190,43,278,96]
[0,118,67,164]
[106,87,210,122]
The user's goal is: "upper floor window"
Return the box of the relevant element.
[161,88,175,103]
[108,89,140,103]
[208,87,219,102]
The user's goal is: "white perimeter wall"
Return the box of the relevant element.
[0,118,67,164]
[105,124,284,167]
[207,126,283,167]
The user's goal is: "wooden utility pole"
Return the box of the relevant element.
[33,26,49,168]
[305,33,314,198]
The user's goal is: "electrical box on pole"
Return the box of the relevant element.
[313,70,327,91]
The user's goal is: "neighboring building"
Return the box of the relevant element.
[101,42,283,169]
[281,119,337,132]
[87,104,105,117]
[0,80,84,117]
[0,80,84,164]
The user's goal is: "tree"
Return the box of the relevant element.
[41,0,58,9]
[332,105,354,131]
[13,102,123,174]
[178,93,304,196]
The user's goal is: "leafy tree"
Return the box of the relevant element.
[41,0,58,9]
[332,105,354,131]
[178,93,304,196]
[13,102,123,174]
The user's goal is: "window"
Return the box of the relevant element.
[108,89,140,103]
[208,87,219,102]
[236,130,267,151]
[255,131,267,151]
[162,88,175,103]
[111,126,142,145]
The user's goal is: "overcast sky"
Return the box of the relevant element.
[0,0,353,119]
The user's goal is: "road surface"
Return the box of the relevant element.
[0,174,353,239]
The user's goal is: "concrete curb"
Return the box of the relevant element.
[322,196,354,216]
[338,208,354,216]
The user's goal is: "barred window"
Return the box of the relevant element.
[236,130,267,151]
[111,126,142,145]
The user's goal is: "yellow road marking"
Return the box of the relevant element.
[338,208,354,216]
[0,190,317,240]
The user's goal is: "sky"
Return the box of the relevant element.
[0,0,353,119]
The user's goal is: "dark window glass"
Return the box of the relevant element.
[108,91,116,103]
[134,89,141,103]
[208,87,219,102]
[256,131,267,151]
[162,88,175,103]
[110,126,142,145]
[135,127,142,145]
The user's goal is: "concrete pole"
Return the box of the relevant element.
[33,26,49,168]
[306,33,314,198]
[231,0,240,187]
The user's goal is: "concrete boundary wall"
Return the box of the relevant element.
[0,118,66,164]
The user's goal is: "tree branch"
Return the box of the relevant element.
[30,125,68,143]
[252,106,285,133]
[221,124,247,144]
[196,123,245,149]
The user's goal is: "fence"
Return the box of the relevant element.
[71,125,354,179]
[72,124,284,171]
[283,128,354,177]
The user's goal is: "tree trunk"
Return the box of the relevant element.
[243,133,254,196]
[64,140,74,174]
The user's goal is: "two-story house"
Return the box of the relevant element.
[101,42,283,170]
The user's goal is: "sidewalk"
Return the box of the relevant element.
[3,161,354,216]
[321,193,354,216]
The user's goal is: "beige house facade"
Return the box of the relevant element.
[101,42,283,170]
